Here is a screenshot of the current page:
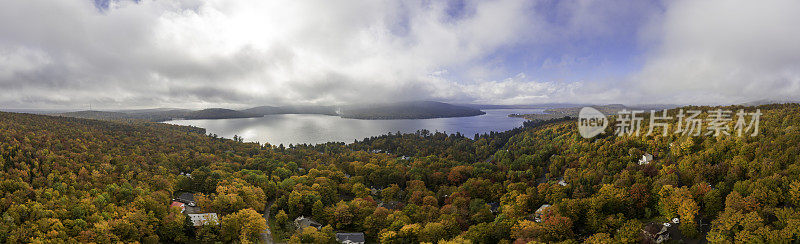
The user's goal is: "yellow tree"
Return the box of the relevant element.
[220,208,267,243]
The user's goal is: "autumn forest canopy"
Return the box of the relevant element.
[2,103,800,243]
[3,0,800,243]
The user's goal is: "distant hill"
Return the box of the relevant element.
[182,108,261,120]
[131,109,192,121]
[508,103,679,120]
[338,101,486,120]
[242,105,337,116]
[56,110,137,121]
[739,99,800,107]
[459,103,593,110]
[509,104,627,120]
[57,109,193,122]
[54,101,485,122]
[244,102,484,119]
[55,108,260,122]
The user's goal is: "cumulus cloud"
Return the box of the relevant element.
[1,0,796,109]
[0,0,542,108]
[632,0,800,104]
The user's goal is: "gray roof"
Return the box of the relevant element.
[176,192,195,203]
[188,213,218,226]
[294,216,322,229]
[535,204,551,213]
[336,233,365,243]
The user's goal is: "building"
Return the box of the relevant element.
[487,202,500,213]
[642,222,670,243]
[557,177,568,186]
[174,192,196,207]
[534,204,551,222]
[638,153,653,165]
[641,218,681,244]
[378,201,402,210]
[170,201,185,213]
[188,213,219,226]
[294,216,322,230]
[335,233,365,244]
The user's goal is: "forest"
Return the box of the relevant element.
[1,103,800,243]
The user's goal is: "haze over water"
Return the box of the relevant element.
[165,109,543,146]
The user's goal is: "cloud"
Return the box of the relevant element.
[0,0,547,109]
[2,0,796,109]
[632,0,800,104]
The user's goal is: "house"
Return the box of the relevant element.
[487,202,500,213]
[174,192,196,206]
[638,153,653,165]
[188,213,219,226]
[170,201,186,213]
[641,218,681,244]
[534,204,551,222]
[335,232,366,244]
[294,216,322,230]
[557,177,568,186]
[642,222,670,243]
[378,201,402,210]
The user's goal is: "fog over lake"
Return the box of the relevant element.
[165,109,543,145]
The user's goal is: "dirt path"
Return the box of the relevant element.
[260,200,275,244]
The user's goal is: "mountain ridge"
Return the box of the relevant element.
[54,101,486,122]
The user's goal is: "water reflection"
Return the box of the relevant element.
[165,109,544,145]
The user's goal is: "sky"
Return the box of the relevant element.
[1,0,799,109]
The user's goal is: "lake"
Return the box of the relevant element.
[164,109,544,145]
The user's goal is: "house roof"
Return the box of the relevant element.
[170,201,185,208]
[378,201,402,210]
[487,202,500,212]
[294,216,322,229]
[535,204,551,214]
[175,192,195,203]
[336,233,365,243]
[643,222,667,236]
[188,213,219,226]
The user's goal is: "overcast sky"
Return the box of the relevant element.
[1,0,799,109]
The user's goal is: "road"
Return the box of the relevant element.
[260,200,275,244]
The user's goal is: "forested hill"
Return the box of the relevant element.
[338,101,486,119]
[55,108,261,122]
[182,108,260,120]
[53,101,486,122]
[1,103,800,243]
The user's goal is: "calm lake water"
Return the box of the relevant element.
[164,109,544,146]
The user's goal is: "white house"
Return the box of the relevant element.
[336,233,365,244]
[534,204,551,222]
[638,153,653,165]
[188,213,219,226]
[557,177,568,186]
